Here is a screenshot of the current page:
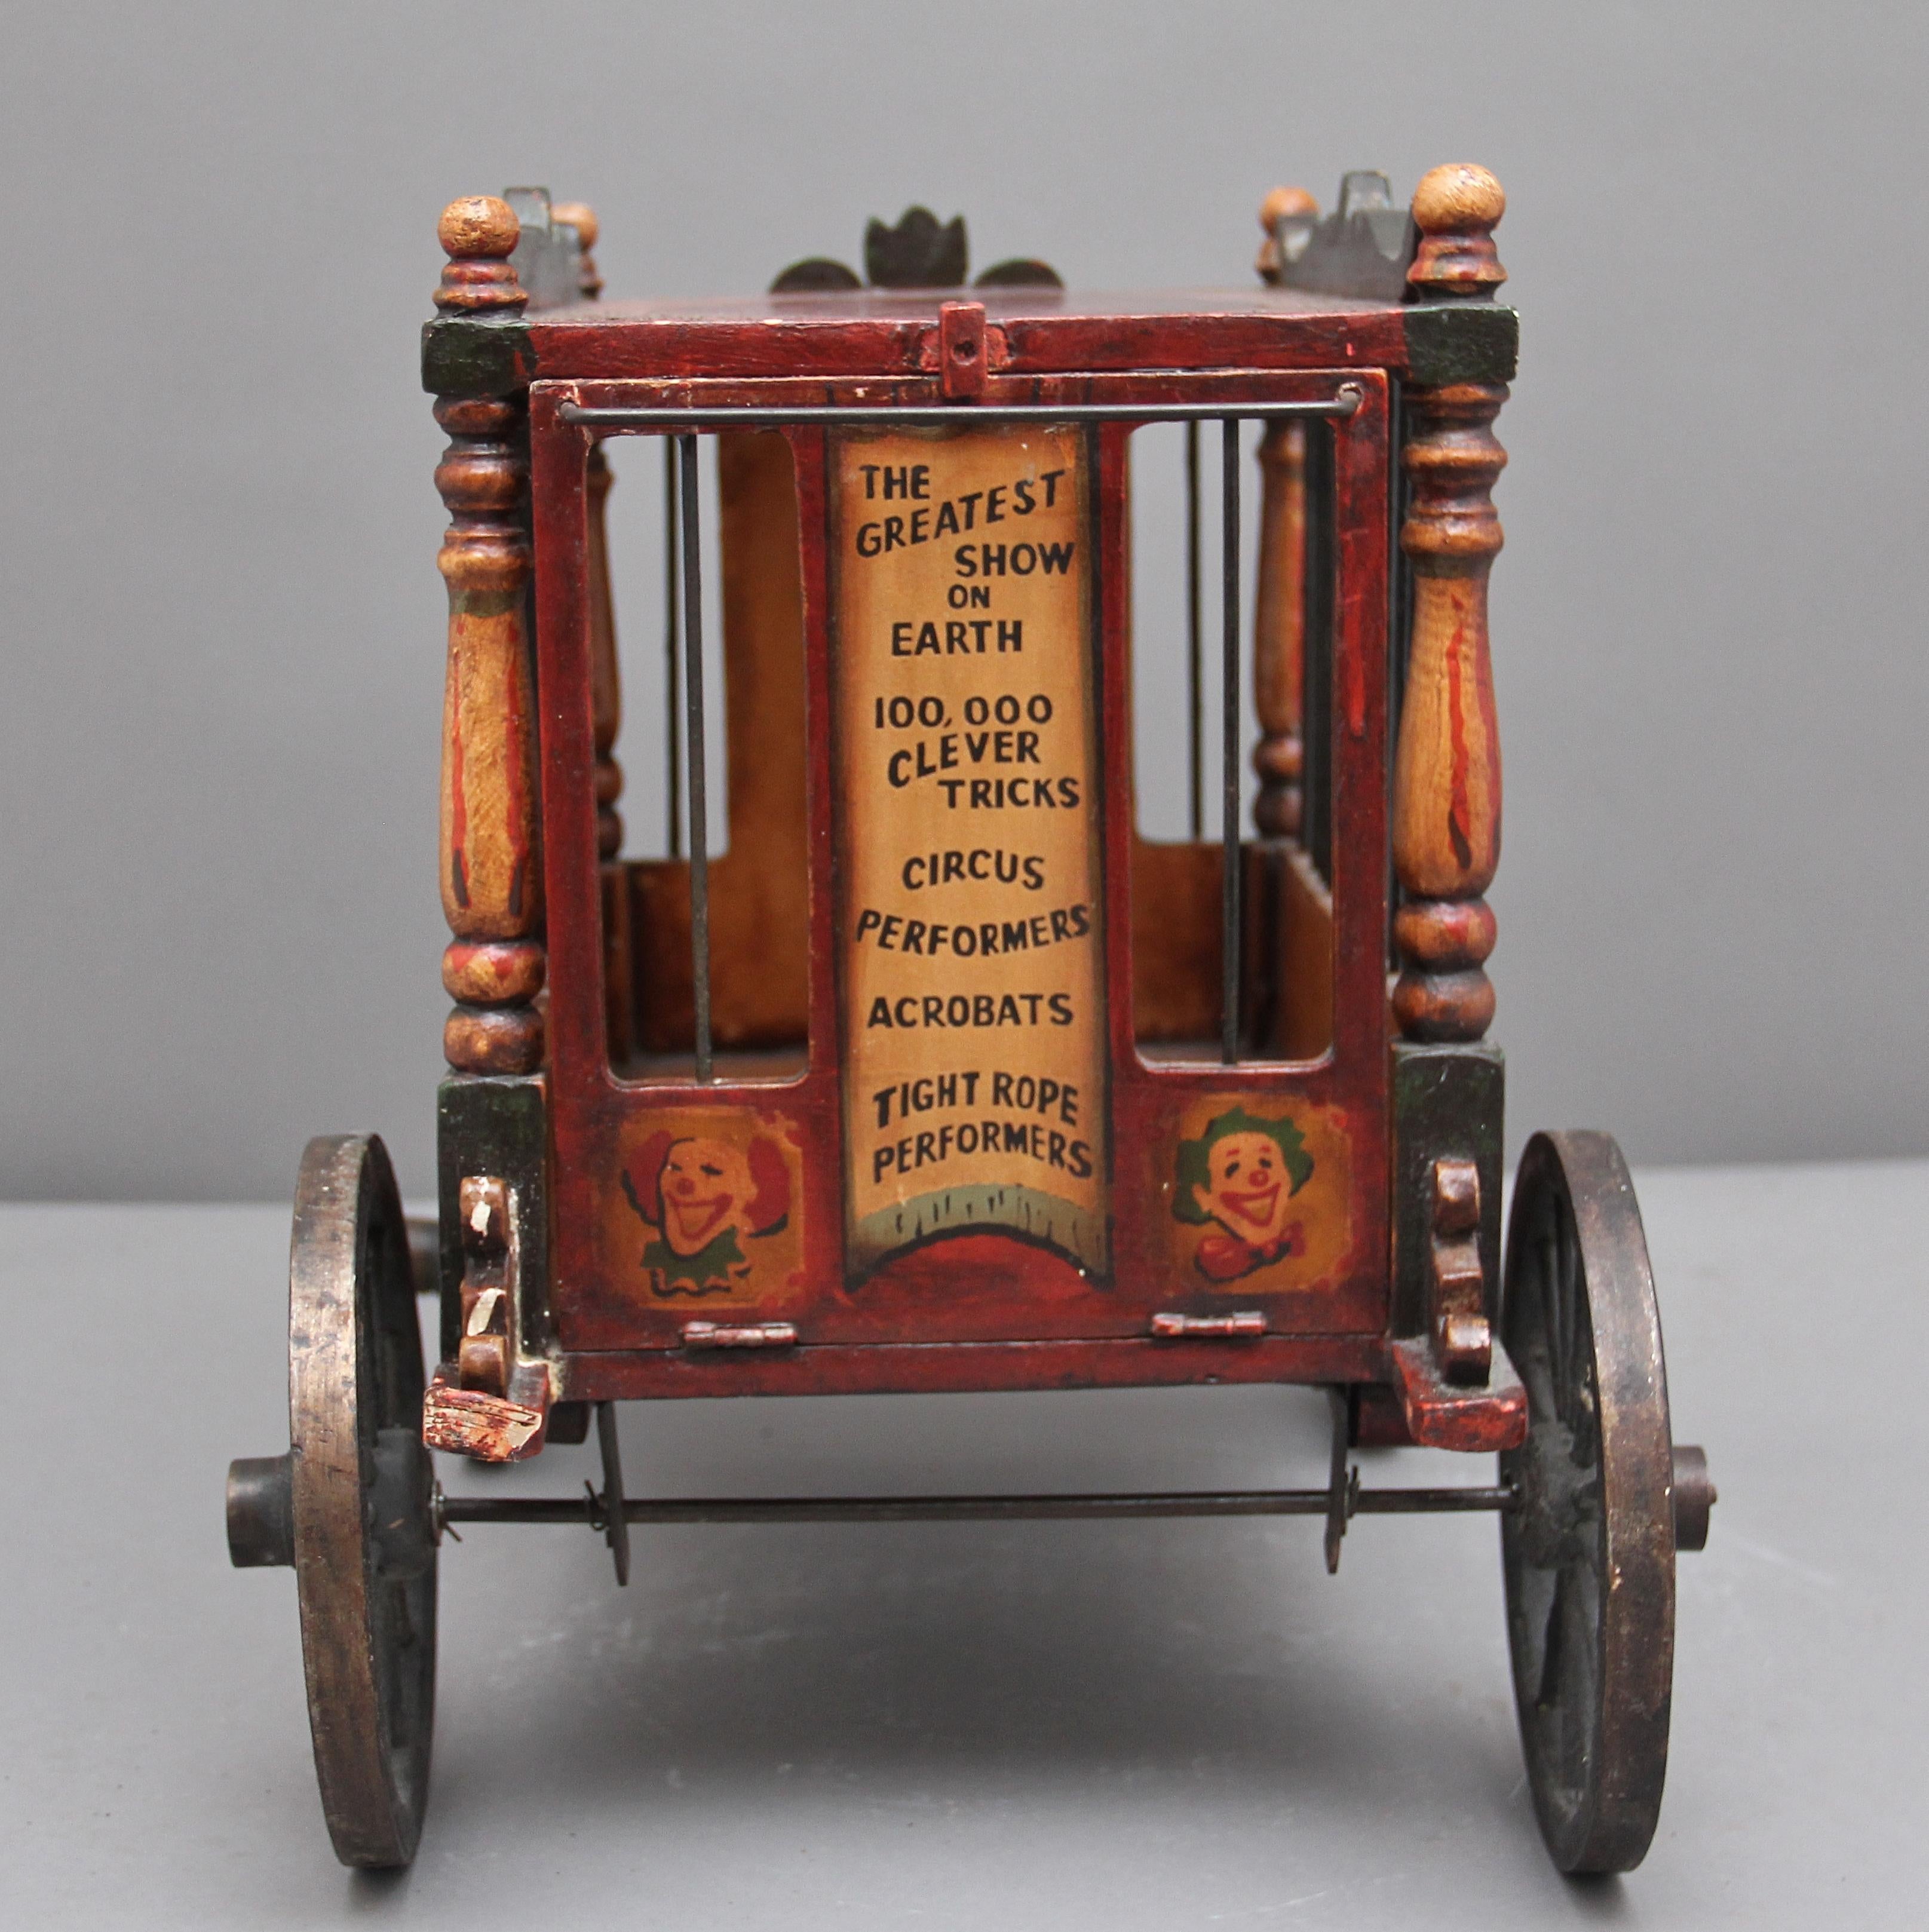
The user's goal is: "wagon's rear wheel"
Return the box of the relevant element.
[1501,1131,1677,1874]
[287,1133,438,1868]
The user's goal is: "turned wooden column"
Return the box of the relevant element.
[1391,165,1508,1043]
[433,197,545,1075]
[1250,188,1318,840]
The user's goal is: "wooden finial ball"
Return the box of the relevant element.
[551,201,598,249]
[1412,164,1505,235]
[1259,185,1319,230]
[438,196,519,260]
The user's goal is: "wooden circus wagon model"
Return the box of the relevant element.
[228,165,1715,1873]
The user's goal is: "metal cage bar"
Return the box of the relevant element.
[1220,418,1243,1065]
[1185,419,1203,841]
[676,433,713,1081]
[663,436,683,860]
[562,398,1358,430]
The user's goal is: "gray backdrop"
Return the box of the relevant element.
[4,1,1922,1201]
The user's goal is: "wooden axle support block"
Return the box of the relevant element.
[1388,1333,1525,1453]
[421,1173,553,1462]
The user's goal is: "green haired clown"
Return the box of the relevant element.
[1173,1106,1314,1281]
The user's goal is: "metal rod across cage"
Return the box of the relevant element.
[611,391,1360,1081]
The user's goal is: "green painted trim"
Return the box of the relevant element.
[421,316,536,398]
[1402,304,1519,386]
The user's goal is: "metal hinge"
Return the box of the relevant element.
[681,1320,798,1350]
[1150,1310,1266,1339]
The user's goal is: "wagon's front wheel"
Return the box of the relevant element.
[230,1134,438,1868]
[1500,1131,1687,1874]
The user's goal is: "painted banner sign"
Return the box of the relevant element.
[833,426,1109,1277]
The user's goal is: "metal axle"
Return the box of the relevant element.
[436,1482,1518,1532]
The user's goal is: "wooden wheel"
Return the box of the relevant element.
[287,1134,437,1868]
[1500,1131,1676,1874]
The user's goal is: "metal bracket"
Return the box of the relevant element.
[595,1401,630,1586]
[1323,1388,1361,1574]
[1150,1310,1265,1339]
[682,1320,798,1350]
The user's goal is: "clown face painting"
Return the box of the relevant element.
[621,1130,792,1296]
[1172,1106,1315,1282]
